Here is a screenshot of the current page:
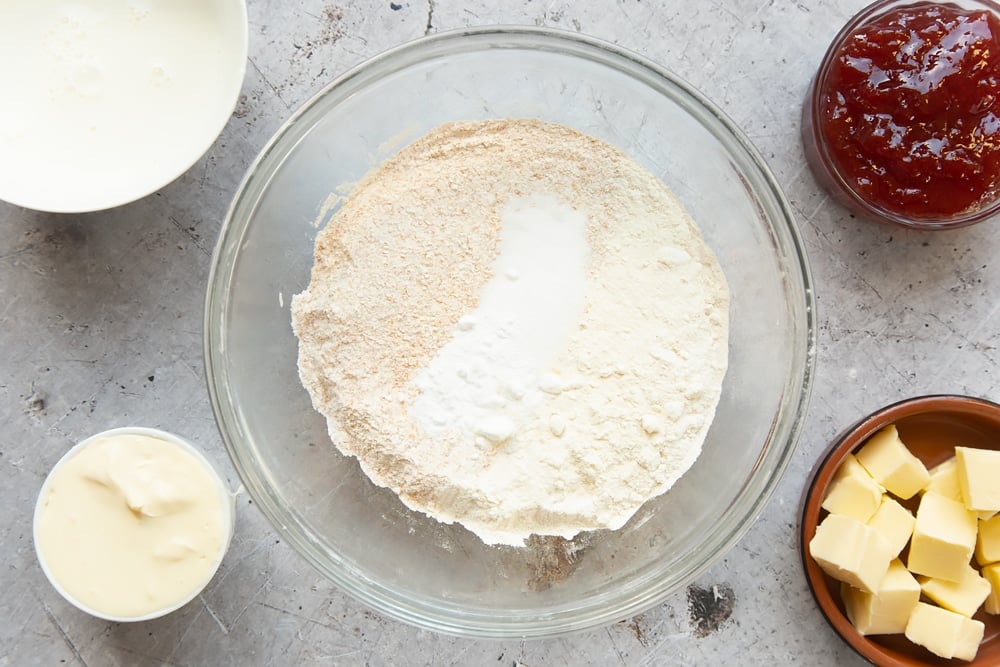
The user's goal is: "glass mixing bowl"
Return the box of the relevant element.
[205,27,815,638]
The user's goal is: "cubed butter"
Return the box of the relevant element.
[956,446,1000,512]
[907,492,978,582]
[924,456,962,502]
[841,559,920,635]
[866,495,915,557]
[856,425,930,500]
[809,513,893,593]
[822,454,884,522]
[904,602,985,662]
[978,514,1000,566]
[917,564,992,618]
[983,563,1000,615]
[927,458,996,519]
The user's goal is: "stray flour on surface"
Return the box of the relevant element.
[291,119,729,546]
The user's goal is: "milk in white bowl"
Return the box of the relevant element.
[0,0,248,212]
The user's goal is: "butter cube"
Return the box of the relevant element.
[956,446,1000,512]
[928,458,995,519]
[977,514,1000,566]
[924,457,962,502]
[983,563,1000,615]
[809,513,893,593]
[918,564,992,617]
[907,492,978,582]
[822,454,884,522]
[866,495,915,557]
[841,559,920,635]
[856,425,930,500]
[904,602,985,662]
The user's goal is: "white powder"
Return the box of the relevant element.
[411,195,590,447]
[291,119,729,546]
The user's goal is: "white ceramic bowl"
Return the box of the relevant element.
[34,427,235,622]
[0,0,248,213]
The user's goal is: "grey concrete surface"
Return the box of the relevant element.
[2,0,995,664]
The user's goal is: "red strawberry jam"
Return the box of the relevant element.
[814,2,1000,222]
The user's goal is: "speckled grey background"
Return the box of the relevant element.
[3,1,996,664]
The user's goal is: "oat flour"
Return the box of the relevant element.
[291,119,730,546]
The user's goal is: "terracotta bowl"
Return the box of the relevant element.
[800,395,1000,666]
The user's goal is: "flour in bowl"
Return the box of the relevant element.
[291,119,729,546]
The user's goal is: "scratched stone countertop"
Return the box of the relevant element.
[3,1,999,665]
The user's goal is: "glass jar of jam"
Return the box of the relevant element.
[802,0,1000,229]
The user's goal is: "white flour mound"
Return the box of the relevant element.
[291,119,730,546]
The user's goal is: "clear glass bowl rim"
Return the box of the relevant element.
[204,25,817,638]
